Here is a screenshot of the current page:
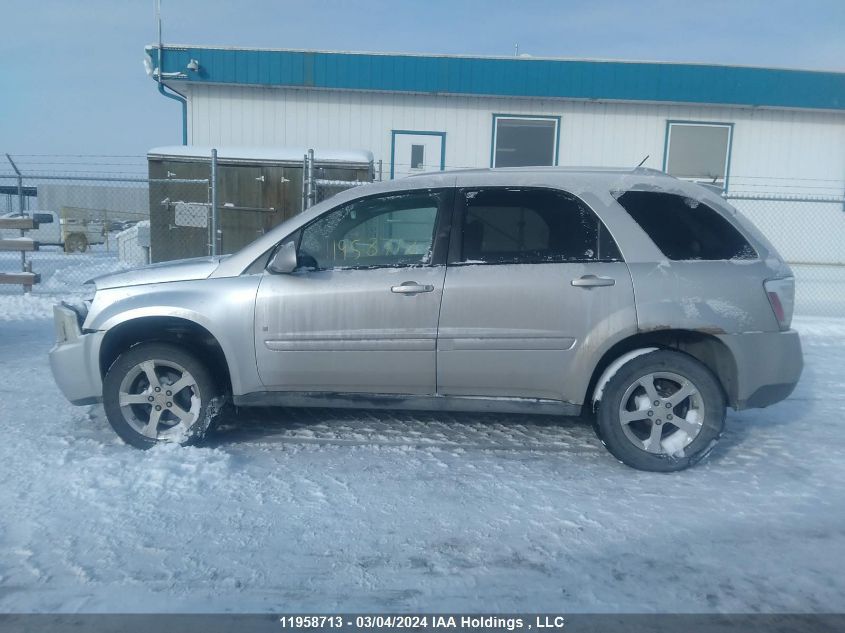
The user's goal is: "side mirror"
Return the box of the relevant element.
[33,213,54,224]
[267,240,298,274]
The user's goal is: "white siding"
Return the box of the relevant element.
[184,84,845,196]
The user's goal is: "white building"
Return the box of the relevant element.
[145,46,845,281]
[146,45,845,196]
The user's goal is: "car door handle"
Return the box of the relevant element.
[571,275,616,288]
[391,282,435,295]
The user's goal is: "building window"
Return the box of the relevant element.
[664,121,733,189]
[492,115,559,168]
[410,144,425,170]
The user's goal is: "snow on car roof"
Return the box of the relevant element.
[147,146,374,165]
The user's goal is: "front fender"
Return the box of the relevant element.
[87,276,262,395]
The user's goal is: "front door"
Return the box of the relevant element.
[437,187,636,403]
[391,131,445,179]
[255,188,453,395]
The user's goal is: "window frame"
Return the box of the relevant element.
[447,186,623,266]
[662,120,734,192]
[490,114,561,168]
[285,187,455,272]
[389,130,447,179]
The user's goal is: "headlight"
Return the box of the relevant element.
[82,281,96,302]
[53,304,82,343]
[61,282,94,330]
[60,300,89,330]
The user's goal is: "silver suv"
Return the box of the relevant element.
[49,168,802,471]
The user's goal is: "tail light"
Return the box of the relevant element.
[764,277,795,331]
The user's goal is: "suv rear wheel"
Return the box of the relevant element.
[594,350,725,472]
[103,343,223,449]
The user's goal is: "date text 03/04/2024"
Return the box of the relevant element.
[277,615,567,630]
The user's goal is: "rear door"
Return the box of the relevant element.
[254,188,453,395]
[436,187,636,403]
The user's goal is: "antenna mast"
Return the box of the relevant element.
[156,0,162,48]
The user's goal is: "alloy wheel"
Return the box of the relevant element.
[618,371,706,456]
[117,358,201,441]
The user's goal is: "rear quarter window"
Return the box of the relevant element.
[616,191,757,260]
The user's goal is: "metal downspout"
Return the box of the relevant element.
[156,82,188,145]
[156,24,187,145]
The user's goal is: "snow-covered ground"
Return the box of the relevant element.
[1,300,844,613]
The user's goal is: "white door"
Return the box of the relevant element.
[392,132,445,179]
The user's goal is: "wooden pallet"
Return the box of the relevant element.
[0,271,41,289]
[0,218,41,290]
[0,238,39,252]
[0,217,38,230]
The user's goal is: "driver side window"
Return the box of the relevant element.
[298,190,444,270]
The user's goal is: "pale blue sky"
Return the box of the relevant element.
[1,0,843,158]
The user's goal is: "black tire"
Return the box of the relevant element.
[64,233,88,253]
[103,343,224,449]
[594,349,725,472]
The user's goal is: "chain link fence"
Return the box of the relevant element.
[0,174,207,295]
[725,193,844,317]
[0,150,374,296]
[1,156,842,318]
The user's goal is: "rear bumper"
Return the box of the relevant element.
[48,305,104,405]
[718,329,803,410]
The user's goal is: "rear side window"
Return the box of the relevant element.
[616,191,757,260]
[461,188,622,264]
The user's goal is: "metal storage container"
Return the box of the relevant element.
[147,146,373,262]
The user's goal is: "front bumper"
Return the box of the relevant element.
[719,329,803,410]
[49,304,104,405]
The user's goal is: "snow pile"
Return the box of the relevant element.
[40,257,129,293]
[0,294,60,321]
[0,248,130,298]
[116,221,150,268]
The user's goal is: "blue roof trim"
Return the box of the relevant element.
[156,46,845,111]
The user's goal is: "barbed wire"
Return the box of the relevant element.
[10,161,148,167]
[0,171,150,177]
[0,154,842,194]
[7,154,148,158]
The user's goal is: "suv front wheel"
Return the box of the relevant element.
[594,350,725,472]
[103,343,223,449]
